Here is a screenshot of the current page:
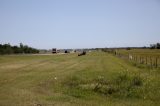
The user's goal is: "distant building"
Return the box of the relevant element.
[52,48,57,53]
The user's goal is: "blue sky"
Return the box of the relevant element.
[0,0,160,49]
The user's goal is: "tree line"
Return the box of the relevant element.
[101,43,160,51]
[150,43,160,49]
[0,43,39,55]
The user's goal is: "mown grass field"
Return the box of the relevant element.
[0,51,160,106]
[117,49,160,57]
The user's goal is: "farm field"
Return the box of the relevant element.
[117,49,160,57]
[113,49,160,68]
[0,51,160,106]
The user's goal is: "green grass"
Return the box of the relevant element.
[117,49,160,57]
[0,52,160,106]
[115,49,160,67]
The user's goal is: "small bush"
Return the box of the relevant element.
[107,87,117,95]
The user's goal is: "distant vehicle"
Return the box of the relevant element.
[78,51,86,56]
[65,50,69,53]
[52,48,57,53]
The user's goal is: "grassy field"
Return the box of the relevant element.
[117,49,160,57]
[113,49,160,68]
[0,51,160,106]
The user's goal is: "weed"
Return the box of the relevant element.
[132,75,143,86]
[64,76,80,88]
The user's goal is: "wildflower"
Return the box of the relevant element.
[54,77,57,80]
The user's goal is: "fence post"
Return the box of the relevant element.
[140,57,142,64]
[155,57,158,68]
[146,57,147,65]
[150,57,152,67]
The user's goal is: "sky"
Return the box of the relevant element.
[0,0,160,49]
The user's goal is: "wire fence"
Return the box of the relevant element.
[105,50,160,68]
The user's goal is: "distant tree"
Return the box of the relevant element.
[19,43,24,53]
[20,43,23,48]
[150,43,160,49]
[101,48,108,52]
[126,47,131,50]
[3,44,13,54]
[12,46,20,53]
[150,44,156,49]
[0,44,4,54]
[142,46,147,49]
[157,43,160,49]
